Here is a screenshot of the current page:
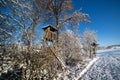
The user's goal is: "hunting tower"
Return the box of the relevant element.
[42,25,58,42]
[42,25,66,69]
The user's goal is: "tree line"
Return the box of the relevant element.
[0,0,97,80]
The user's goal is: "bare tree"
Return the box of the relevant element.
[35,0,90,43]
[0,0,40,51]
[0,0,41,79]
[0,1,16,46]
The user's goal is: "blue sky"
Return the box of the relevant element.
[72,0,120,46]
[1,0,120,46]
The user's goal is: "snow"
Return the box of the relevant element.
[97,48,120,53]
[80,49,120,80]
[75,57,99,80]
[55,56,99,80]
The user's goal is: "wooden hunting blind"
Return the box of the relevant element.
[42,25,66,69]
[42,25,58,41]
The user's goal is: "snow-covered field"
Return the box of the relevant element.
[79,49,120,80]
[97,48,120,53]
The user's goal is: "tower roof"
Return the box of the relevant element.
[42,25,58,32]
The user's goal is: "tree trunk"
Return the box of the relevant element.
[27,40,31,52]
[55,15,59,47]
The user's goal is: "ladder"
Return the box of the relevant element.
[49,45,66,69]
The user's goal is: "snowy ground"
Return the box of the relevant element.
[79,49,120,80]
[75,57,99,80]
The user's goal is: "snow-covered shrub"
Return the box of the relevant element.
[0,44,62,80]
[82,28,97,58]
[58,30,83,66]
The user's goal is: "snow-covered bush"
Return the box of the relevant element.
[0,44,62,80]
[58,30,83,66]
[82,28,97,58]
